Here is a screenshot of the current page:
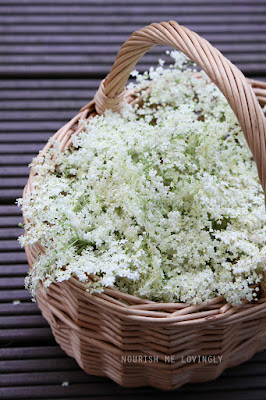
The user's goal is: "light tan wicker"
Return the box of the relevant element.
[23,21,266,390]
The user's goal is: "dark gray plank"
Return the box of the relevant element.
[0,358,80,373]
[44,394,266,400]
[0,190,25,201]
[0,302,38,315]
[0,178,27,188]
[3,378,266,400]
[0,79,100,89]
[0,112,79,122]
[0,155,34,165]
[0,264,27,276]
[2,64,266,76]
[2,14,266,24]
[0,315,48,328]
[2,0,266,5]
[0,206,22,215]
[0,4,265,15]
[0,229,22,239]
[2,53,266,66]
[0,370,99,387]
[0,167,29,177]
[0,346,64,360]
[3,43,266,54]
[0,216,23,227]
[0,289,31,301]
[2,33,266,45]
[0,276,24,287]
[0,2,266,399]
[0,136,49,145]
[0,327,53,342]
[2,363,265,391]
[0,144,43,154]
[2,23,266,35]
[0,385,148,400]
[0,253,27,264]
[0,190,24,200]
[0,122,64,132]
[0,100,86,110]
[0,4,265,13]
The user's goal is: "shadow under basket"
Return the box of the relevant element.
[23,21,266,391]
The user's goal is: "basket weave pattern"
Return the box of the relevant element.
[23,21,266,390]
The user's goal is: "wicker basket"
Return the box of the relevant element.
[23,21,266,390]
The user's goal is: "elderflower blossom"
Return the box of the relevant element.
[18,51,266,305]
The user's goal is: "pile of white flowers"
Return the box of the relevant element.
[18,51,266,305]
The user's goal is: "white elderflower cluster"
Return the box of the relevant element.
[18,51,266,305]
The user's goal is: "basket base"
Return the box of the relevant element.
[57,330,266,390]
[36,286,266,391]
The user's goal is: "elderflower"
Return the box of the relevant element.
[18,51,266,306]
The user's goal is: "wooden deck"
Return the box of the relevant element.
[1,1,266,398]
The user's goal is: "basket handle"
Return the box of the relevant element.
[92,21,266,196]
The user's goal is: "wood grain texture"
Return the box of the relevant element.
[1,0,266,399]
[1,0,266,76]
